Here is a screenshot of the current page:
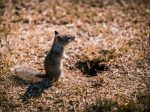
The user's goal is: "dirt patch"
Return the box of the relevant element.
[76,58,109,76]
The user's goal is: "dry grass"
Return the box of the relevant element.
[0,0,150,112]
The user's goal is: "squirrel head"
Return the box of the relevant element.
[54,31,75,46]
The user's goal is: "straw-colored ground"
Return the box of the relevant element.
[0,0,150,112]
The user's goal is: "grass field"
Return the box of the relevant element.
[0,0,150,111]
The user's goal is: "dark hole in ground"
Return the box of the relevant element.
[76,58,109,76]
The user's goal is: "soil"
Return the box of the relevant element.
[0,0,150,112]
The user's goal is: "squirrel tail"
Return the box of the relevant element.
[11,66,47,80]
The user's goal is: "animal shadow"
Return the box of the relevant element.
[12,75,32,86]
[20,78,53,102]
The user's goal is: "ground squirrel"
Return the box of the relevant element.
[44,31,75,81]
[12,31,75,82]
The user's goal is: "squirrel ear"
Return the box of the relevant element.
[54,31,59,36]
